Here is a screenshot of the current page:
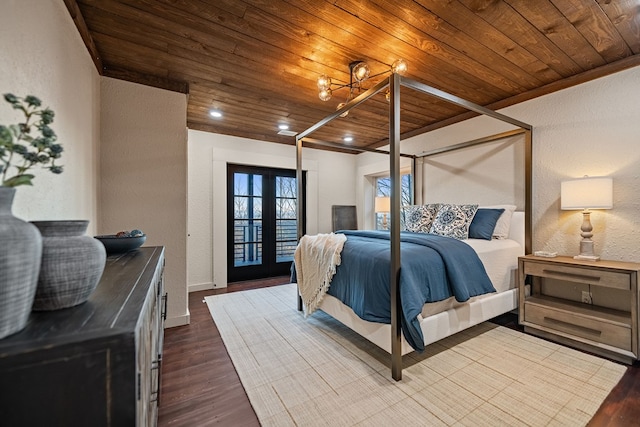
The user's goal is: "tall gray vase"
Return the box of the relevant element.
[31,220,106,311]
[0,187,43,339]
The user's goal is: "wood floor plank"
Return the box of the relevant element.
[158,277,288,426]
[158,276,639,426]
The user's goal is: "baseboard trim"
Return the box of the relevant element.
[189,282,214,293]
[165,310,191,328]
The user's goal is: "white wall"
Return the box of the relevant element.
[0,0,100,231]
[356,66,640,262]
[101,78,189,327]
[355,152,413,230]
[188,130,356,290]
[517,66,640,261]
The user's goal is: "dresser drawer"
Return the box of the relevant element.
[524,302,631,351]
[524,262,631,290]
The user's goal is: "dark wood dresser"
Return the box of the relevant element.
[0,246,166,427]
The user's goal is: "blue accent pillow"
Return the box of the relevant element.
[469,208,505,240]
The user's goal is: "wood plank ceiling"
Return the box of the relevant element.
[66,0,640,152]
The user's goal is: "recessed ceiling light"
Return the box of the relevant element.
[343,136,353,143]
[278,124,289,130]
[209,110,222,118]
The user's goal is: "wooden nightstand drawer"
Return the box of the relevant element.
[524,262,631,291]
[524,299,631,351]
[519,255,640,364]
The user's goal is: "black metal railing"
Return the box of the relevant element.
[233,220,297,265]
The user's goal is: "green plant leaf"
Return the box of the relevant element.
[3,174,34,187]
[0,125,12,144]
[2,94,63,185]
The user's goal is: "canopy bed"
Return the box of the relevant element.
[294,73,532,380]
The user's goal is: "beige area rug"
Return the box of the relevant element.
[205,284,626,427]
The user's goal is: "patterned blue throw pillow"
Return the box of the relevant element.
[404,204,440,233]
[429,204,479,240]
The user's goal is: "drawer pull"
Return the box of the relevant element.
[150,358,162,404]
[162,293,168,321]
[543,316,602,337]
[542,269,601,282]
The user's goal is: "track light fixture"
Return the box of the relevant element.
[316,59,408,117]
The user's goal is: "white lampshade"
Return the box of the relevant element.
[374,196,390,213]
[561,177,613,210]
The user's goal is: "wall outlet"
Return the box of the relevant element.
[581,291,592,304]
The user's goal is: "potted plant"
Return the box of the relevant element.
[1,94,106,314]
[0,93,63,187]
[0,93,64,338]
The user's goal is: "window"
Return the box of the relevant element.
[375,173,412,230]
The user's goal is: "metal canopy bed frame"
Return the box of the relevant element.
[295,73,533,381]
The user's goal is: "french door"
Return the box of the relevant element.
[227,164,305,282]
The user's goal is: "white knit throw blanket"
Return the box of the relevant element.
[294,232,347,317]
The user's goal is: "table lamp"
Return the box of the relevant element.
[561,176,613,261]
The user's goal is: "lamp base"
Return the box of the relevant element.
[574,217,600,261]
[574,254,600,261]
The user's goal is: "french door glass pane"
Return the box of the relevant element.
[234,173,262,196]
[276,176,295,198]
[276,240,297,263]
[275,176,297,263]
[234,242,262,266]
[233,172,263,267]
[276,198,297,218]
[234,196,263,219]
[233,220,262,243]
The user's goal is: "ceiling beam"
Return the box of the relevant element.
[63,0,103,73]
[103,66,189,94]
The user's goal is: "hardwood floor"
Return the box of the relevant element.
[158,276,288,426]
[158,277,640,426]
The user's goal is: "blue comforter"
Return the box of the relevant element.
[294,230,495,352]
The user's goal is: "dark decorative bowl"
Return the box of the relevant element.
[94,234,146,254]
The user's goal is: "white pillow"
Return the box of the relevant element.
[480,205,516,239]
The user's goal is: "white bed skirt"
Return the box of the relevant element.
[318,287,519,355]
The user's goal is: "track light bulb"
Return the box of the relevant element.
[318,88,332,101]
[352,62,370,82]
[317,74,331,90]
[336,102,349,117]
[391,59,407,75]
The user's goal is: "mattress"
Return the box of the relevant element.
[419,237,523,318]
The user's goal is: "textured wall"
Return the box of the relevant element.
[187,130,357,290]
[419,133,526,209]
[100,77,189,327]
[516,67,640,262]
[372,67,640,263]
[0,0,100,231]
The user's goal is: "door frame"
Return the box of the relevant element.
[226,164,306,283]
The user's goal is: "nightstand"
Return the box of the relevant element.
[519,255,640,364]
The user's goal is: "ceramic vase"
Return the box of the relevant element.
[31,220,106,311]
[0,187,43,338]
